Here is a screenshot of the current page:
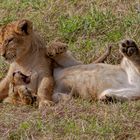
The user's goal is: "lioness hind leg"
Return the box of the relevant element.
[99,89,140,102]
[100,94,125,103]
[46,42,68,58]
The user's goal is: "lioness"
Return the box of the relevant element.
[0,19,56,108]
[3,71,37,105]
[52,40,140,102]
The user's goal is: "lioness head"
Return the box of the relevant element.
[0,19,33,63]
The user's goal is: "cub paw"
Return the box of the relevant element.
[46,42,68,58]
[3,96,20,105]
[3,97,13,104]
[21,95,33,105]
[120,39,139,57]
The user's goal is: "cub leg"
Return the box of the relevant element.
[0,64,15,100]
[37,76,54,109]
[3,83,19,104]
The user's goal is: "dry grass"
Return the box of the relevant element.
[0,0,140,139]
[0,100,140,140]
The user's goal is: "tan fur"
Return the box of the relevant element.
[0,19,56,109]
[53,40,140,102]
[46,42,82,68]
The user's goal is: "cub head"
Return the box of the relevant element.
[12,71,31,85]
[0,19,33,63]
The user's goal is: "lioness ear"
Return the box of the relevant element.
[15,19,33,35]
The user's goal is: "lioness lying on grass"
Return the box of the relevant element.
[52,40,140,102]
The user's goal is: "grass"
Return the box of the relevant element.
[0,0,140,139]
[0,100,140,140]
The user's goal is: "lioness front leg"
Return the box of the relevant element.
[120,39,140,59]
[46,42,68,58]
[46,41,112,68]
[120,39,140,71]
[37,76,54,109]
[46,41,82,67]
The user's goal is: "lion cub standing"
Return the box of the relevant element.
[3,71,37,106]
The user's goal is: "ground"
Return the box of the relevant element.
[0,0,140,139]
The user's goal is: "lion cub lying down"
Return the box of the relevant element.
[3,71,37,105]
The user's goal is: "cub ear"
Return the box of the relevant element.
[15,19,33,35]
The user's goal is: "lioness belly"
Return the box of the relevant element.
[54,64,128,99]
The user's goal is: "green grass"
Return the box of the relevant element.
[1,0,140,63]
[0,0,140,139]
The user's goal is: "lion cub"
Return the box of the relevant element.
[3,71,37,105]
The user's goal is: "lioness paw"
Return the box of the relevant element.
[120,40,139,57]
[46,42,68,58]
[100,93,128,103]
[100,94,118,103]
